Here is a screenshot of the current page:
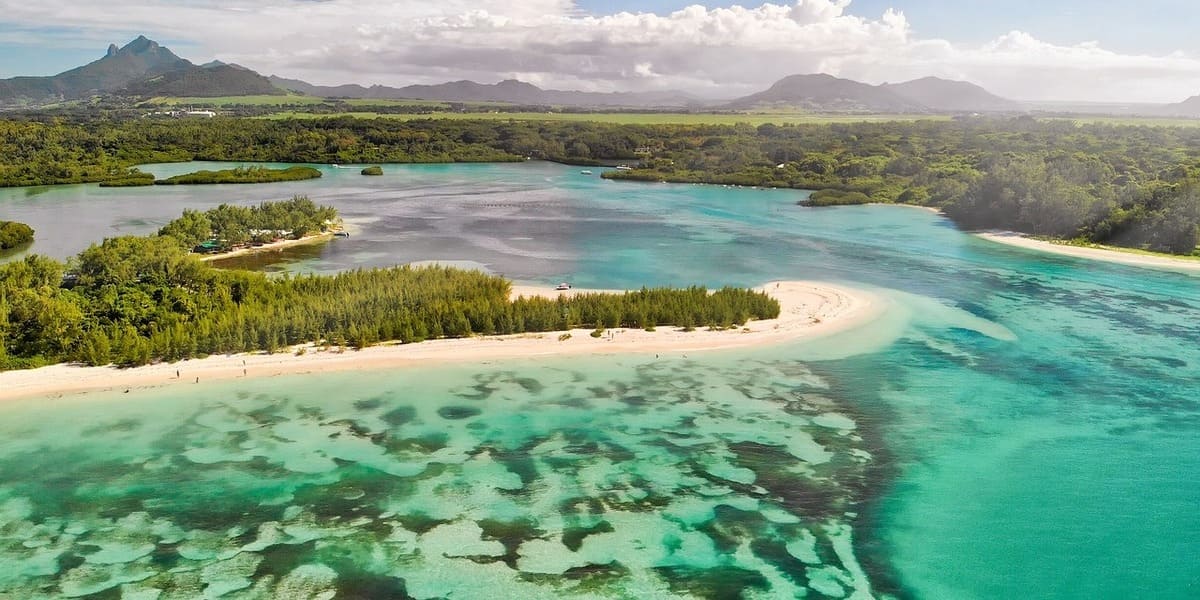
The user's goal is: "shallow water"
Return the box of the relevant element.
[1,162,1198,598]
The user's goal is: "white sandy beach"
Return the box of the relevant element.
[0,281,882,402]
[198,231,336,262]
[977,231,1200,273]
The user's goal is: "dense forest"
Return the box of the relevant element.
[2,116,1200,253]
[0,221,34,250]
[158,195,339,250]
[0,232,778,370]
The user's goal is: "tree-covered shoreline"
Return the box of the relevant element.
[0,219,779,370]
[2,115,1199,254]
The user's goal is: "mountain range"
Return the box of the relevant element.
[12,35,1199,117]
[267,76,701,108]
[0,36,280,105]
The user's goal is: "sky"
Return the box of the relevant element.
[0,0,1198,103]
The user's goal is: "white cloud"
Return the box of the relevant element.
[1,0,1199,102]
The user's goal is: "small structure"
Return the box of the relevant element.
[193,240,223,254]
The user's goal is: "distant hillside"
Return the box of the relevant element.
[1156,95,1200,118]
[728,73,1020,113]
[269,75,698,108]
[882,77,1021,112]
[727,74,924,112]
[125,64,282,97]
[0,36,189,104]
[0,36,282,105]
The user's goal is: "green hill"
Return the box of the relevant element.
[0,36,284,106]
[124,64,283,98]
[0,36,189,105]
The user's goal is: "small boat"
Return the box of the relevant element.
[555,282,572,291]
[333,231,350,238]
[580,170,593,175]
[615,165,633,171]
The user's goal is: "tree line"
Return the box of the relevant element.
[0,227,778,370]
[2,115,1200,253]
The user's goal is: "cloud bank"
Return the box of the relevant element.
[2,0,1199,102]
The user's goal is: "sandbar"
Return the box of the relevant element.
[977,231,1200,273]
[0,281,882,402]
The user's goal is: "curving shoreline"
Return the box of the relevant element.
[0,280,883,402]
[977,231,1200,273]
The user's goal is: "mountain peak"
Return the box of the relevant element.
[496,79,539,90]
[120,35,160,54]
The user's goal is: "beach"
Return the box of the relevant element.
[198,231,335,262]
[977,231,1200,273]
[0,280,881,402]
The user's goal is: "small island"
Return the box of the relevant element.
[154,165,322,185]
[0,220,34,250]
[98,169,155,187]
[798,189,874,207]
[158,195,341,259]
[361,166,383,176]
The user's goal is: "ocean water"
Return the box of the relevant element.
[0,162,1198,598]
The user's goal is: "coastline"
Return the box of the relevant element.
[198,231,335,262]
[976,231,1200,273]
[0,280,883,402]
[865,202,943,214]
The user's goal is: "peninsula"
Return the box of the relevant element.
[0,280,878,401]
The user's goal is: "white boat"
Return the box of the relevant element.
[580,170,593,175]
[555,282,572,291]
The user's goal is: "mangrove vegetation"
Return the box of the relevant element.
[0,221,34,250]
[155,165,322,185]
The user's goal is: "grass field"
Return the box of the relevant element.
[259,110,946,125]
[1044,115,1200,128]
[145,94,325,106]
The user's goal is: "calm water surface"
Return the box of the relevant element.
[0,162,1197,598]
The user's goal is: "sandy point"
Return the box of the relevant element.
[0,280,884,402]
[976,231,1200,273]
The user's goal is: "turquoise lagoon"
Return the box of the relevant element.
[0,162,1198,598]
